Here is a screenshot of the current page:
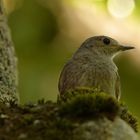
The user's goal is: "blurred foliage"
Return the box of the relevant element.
[6,0,140,131]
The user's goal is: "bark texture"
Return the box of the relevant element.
[0,0,18,103]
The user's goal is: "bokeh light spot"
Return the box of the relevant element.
[107,0,135,18]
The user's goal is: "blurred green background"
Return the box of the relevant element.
[4,0,140,131]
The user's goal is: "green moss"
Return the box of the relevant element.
[58,87,138,132]
[58,87,101,102]
[59,92,120,121]
[120,103,138,132]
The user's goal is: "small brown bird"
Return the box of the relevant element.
[58,36,134,100]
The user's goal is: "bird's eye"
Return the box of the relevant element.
[103,38,110,45]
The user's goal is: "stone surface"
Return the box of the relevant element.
[73,117,139,140]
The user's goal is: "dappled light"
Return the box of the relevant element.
[107,0,135,18]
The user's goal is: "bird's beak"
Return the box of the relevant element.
[119,45,135,51]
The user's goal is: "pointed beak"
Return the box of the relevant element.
[119,45,135,51]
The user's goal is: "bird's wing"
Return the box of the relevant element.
[58,61,81,94]
[115,72,121,100]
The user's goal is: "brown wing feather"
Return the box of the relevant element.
[58,61,81,94]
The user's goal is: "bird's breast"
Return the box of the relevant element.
[90,61,118,96]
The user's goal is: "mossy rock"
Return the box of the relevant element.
[58,87,138,132]
[0,88,138,140]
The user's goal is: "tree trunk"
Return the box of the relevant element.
[0,0,18,104]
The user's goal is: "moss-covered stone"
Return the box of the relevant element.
[58,87,138,132]
[0,88,138,140]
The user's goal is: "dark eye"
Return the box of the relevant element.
[103,38,110,45]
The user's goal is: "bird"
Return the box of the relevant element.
[58,36,134,100]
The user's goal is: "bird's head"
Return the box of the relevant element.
[80,36,134,58]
